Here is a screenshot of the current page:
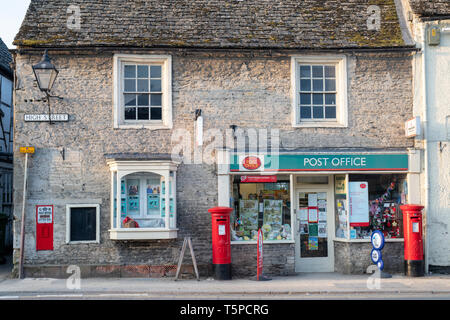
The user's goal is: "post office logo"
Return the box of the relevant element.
[239,155,264,171]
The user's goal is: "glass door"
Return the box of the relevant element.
[295,188,334,272]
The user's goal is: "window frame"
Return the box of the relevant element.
[113,54,172,129]
[107,159,180,240]
[291,55,348,128]
[65,204,101,244]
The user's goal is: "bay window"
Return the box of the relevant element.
[107,154,179,240]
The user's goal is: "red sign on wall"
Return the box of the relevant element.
[242,156,262,170]
[36,205,54,251]
[240,175,277,183]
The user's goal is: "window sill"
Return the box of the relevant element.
[109,228,178,240]
[333,238,404,243]
[292,122,348,128]
[231,240,295,245]
[114,123,172,130]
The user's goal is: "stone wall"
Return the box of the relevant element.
[334,241,405,274]
[12,49,414,277]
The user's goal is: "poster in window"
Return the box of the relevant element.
[299,221,309,234]
[308,193,318,207]
[318,222,327,238]
[308,236,319,250]
[349,182,369,227]
[239,200,259,239]
[128,196,139,212]
[308,207,318,223]
[309,223,318,237]
[263,200,283,240]
[299,208,308,221]
[335,175,347,194]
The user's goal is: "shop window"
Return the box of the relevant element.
[231,175,293,242]
[291,55,348,128]
[334,174,407,240]
[66,204,100,244]
[107,157,179,240]
[113,54,172,129]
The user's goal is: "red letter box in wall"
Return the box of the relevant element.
[36,205,54,251]
[208,207,233,280]
[400,204,424,277]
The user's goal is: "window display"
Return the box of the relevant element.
[116,173,176,229]
[334,174,406,239]
[231,176,292,242]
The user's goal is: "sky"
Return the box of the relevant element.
[0,0,31,48]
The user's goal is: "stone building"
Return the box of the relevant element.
[398,0,450,274]
[11,0,421,278]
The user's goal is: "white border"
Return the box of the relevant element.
[291,55,348,128]
[113,54,172,129]
[66,204,101,244]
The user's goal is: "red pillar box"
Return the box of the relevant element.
[400,204,424,277]
[208,207,233,280]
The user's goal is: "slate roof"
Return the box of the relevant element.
[14,0,411,49]
[0,38,12,77]
[409,0,450,18]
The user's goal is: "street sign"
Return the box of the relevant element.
[405,117,421,138]
[19,146,35,154]
[24,114,69,122]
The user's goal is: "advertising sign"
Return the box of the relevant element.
[257,228,263,280]
[240,175,277,183]
[349,182,369,227]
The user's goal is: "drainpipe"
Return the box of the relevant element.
[420,22,430,274]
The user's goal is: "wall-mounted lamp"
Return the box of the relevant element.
[32,50,62,124]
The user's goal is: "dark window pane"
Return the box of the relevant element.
[150,79,162,92]
[137,79,149,92]
[312,65,323,78]
[124,79,136,92]
[325,106,336,119]
[137,65,149,78]
[70,207,97,242]
[151,94,162,106]
[137,94,149,106]
[124,94,136,106]
[300,93,311,105]
[325,66,336,78]
[150,65,162,78]
[313,79,323,91]
[125,107,136,120]
[300,65,311,78]
[325,79,336,91]
[138,107,149,120]
[151,107,162,120]
[300,79,311,91]
[313,93,323,105]
[325,93,336,105]
[313,106,324,118]
[124,65,136,78]
[300,106,311,119]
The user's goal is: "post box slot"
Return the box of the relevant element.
[216,219,227,222]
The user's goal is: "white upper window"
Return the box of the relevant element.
[291,55,348,128]
[113,54,172,129]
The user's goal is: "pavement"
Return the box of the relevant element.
[1,260,450,299]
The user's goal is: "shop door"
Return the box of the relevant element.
[295,188,334,272]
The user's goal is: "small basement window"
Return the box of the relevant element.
[66,204,100,244]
